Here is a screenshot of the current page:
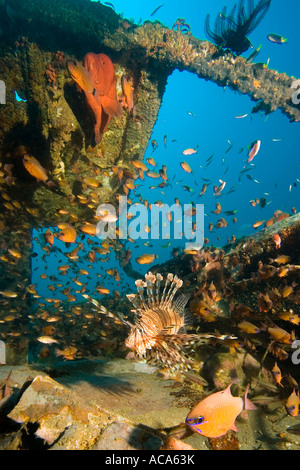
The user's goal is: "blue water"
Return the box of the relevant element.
[32,0,300,301]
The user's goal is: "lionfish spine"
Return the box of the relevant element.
[160,272,172,305]
[155,273,163,305]
[145,272,156,307]
[163,275,183,309]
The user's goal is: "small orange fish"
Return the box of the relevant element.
[237,321,261,334]
[277,266,290,277]
[58,264,71,271]
[282,285,293,298]
[252,220,265,229]
[212,202,222,214]
[83,176,99,188]
[265,217,275,227]
[208,281,217,300]
[272,362,284,387]
[286,389,299,417]
[274,234,281,249]
[270,254,291,265]
[37,336,59,344]
[80,223,97,235]
[57,225,77,243]
[131,160,148,171]
[121,75,134,113]
[55,346,78,360]
[180,161,192,173]
[186,384,256,438]
[8,248,22,259]
[278,311,300,325]
[96,286,110,295]
[66,59,94,93]
[23,155,54,186]
[268,326,293,344]
[44,229,54,246]
[146,157,156,167]
[146,171,161,179]
[200,183,207,196]
[0,290,18,298]
[135,253,158,265]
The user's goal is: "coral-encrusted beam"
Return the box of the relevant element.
[6,0,299,122]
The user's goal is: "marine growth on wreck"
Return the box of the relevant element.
[0,0,300,452]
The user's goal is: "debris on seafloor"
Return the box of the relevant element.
[4,371,166,450]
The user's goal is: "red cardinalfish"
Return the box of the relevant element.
[186,384,256,438]
[85,92,110,144]
[67,57,106,143]
[84,53,123,118]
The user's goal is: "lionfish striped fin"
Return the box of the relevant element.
[126,293,139,309]
[173,294,190,316]
[162,274,183,309]
[160,273,173,305]
[145,272,156,307]
[82,294,131,326]
[155,273,163,304]
[134,279,148,311]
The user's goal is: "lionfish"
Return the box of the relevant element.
[86,272,232,373]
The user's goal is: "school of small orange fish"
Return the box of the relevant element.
[1,49,300,447]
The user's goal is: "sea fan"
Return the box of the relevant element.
[205,0,271,55]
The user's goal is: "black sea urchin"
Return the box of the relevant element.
[205,0,271,55]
